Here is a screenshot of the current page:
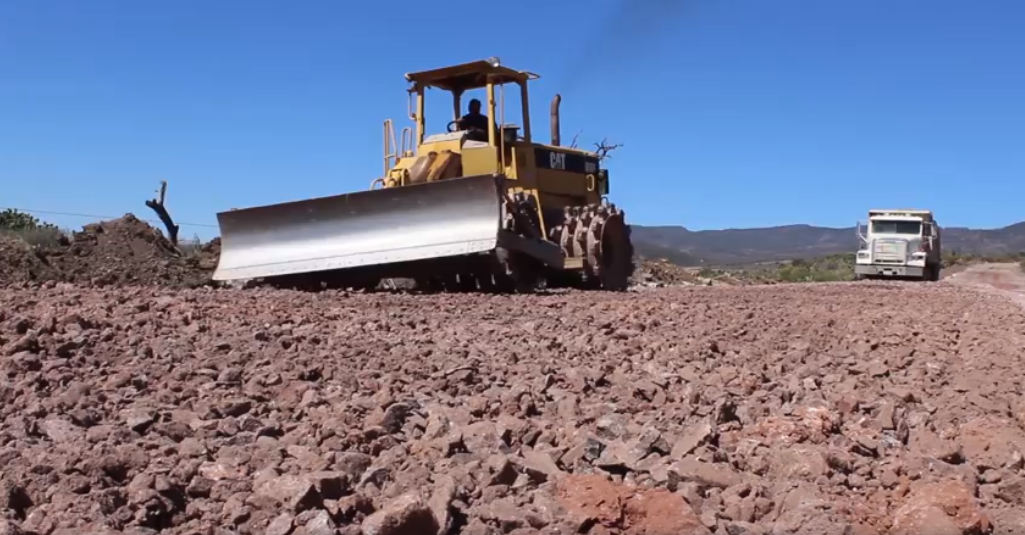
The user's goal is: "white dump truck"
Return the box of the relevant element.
[855,209,941,281]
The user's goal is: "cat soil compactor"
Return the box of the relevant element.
[212,57,634,292]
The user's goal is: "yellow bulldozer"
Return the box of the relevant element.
[212,57,634,292]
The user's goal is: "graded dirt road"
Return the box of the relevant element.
[945,262,1025,307]
[2,277,1025,535]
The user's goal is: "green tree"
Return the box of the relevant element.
[0,209,64,246]
[0,209,58,232]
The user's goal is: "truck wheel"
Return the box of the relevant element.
[923,265,939,282]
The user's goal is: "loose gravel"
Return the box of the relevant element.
[2,280,1024,534]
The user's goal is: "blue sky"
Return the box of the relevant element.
[1,0,1023,239]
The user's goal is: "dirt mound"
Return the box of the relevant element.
[0,282,1021,534]
[185,236,221,272]
[0,214,215,288]
[630,259,753,287]
[631,259,703,286]
[0,235,62,283]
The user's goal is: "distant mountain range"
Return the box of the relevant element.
[630,222,1025,266]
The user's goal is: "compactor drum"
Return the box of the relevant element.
[212,58,634,292]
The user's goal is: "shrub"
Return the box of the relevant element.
[0,209,65,246]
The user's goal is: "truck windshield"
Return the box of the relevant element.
[871,220,921,235]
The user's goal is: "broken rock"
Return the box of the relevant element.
[362,492,440,535]
[255,475,322,512]
[891,479,990,535]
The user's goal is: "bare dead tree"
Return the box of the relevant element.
[568,130,583,149]
[145,180,181,246]
[594,138,623,162]
[565,131,622,162]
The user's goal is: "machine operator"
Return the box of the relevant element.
[458,98,491,132]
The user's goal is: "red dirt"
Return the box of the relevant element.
[2,281,1024,534]
[945,262,1025,310]
[0,235,61,283]
[0,214,215,288]
[947,262,1025,291]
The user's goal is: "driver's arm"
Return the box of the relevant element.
[458,114,477,130]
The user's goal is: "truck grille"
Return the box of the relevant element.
[873,239,907,264]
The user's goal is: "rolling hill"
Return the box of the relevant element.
[630,221,1025,266]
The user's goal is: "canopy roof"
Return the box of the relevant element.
[404,59,537,92]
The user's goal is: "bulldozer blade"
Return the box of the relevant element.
[212,174,505,282]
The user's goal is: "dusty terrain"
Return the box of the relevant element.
[629,260,704,287]
[946,262,1025,305]
[2,274,1025,534]
[3,216,1025,534]
[0,215,216,288]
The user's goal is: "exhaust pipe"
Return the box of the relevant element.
[550,94,561,146]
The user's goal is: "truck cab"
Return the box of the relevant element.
[855,209,941,281]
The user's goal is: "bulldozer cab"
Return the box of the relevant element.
[407,57,535,146]
[381,58,538,186]
[379,57,611,244]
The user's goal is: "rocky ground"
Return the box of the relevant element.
[2,276,1025,534]
[946,262,1025,307]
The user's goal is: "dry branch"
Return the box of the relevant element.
[568,130,583,149]
[565,130,622,161]
[145,180,180,246]
[594,138,623,162]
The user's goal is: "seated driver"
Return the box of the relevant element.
[458,98,491,132]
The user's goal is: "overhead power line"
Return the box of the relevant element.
[0,206,219,229]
